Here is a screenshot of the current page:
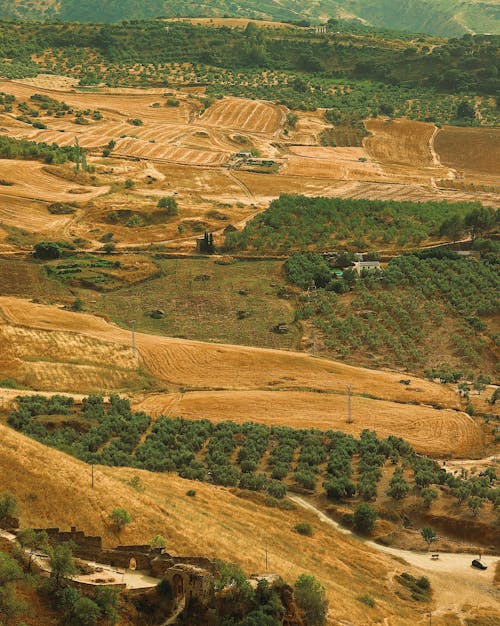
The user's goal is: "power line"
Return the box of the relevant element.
[347,384,353,424]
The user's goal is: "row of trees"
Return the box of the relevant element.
[9,396,497,516]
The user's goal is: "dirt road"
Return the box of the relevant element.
[290,496,500,618]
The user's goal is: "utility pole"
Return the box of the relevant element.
[347,384,353,424]
[91,463,94,488]
[130,320,136,357]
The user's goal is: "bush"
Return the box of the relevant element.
[0,493,18,522]
[33,241,62,259]
[357,593,375,607]
[157,196,179,216]
[186,489,196,497]
[294,574,328,626]
[108,508,132,530]
[294,522,313,536]
[70,596,101,626]
[150,535,166,549]
[353,503,377,534]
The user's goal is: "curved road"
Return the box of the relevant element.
[290,495,500,619]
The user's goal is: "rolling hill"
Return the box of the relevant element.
[0,0,498,36]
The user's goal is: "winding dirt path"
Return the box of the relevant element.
[290,496,500,618]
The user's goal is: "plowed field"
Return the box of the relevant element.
[434,126,500,185]
[200,97,284,134]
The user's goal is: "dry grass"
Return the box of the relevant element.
[135,390,482,457]
[1,423,498,624]
[0,297,486,458]
[434,126,500,187]
[0,423,437,624]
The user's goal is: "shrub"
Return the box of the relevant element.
[353,503,377,534]
[186,489,196,497]
[33,241,62,259]
[157,196,179,216]
[294,574,328,626]
[357,593,375,607]
[108,508,132,530]
[294,522,313,536]
[150,535,166,549]
[0,493,18,522]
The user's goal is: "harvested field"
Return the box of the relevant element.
[0,313,147,392]
[434,126,500,186]
[0,297,458,406]
[136,389,482,457]
[285,110,330,145]
[364,118,441,168]
[0,195,72,234]
[285,146,385,180]
[0,160,107,203]
[165,17,295,29]
[113,137,228,166]
[200,97,284,134]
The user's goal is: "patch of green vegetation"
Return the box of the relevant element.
[395,572,431,602]
[9,396,498,520]
[225,195,487,253]
[0,20,497,128]
[290,252,499,375]
[92,258,299,350]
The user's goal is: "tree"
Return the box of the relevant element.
[108,508,132,530]
[71,596,101,626]
[467,496,484,517]
[0,552,23,620]
[50,542,77,588]
[473,374,491,395]
[0,493,18,523]
[439,215,464,242]
[458,382,470,399]
[465,207,497,240]
[157,196,179,215]
[421,487,438,509]
[353,503,377,534]
[488,388,500,405]
[33,241,62,260]
[294,574,328,626]
[93,587,120,624]
[456,100,475,119]
[420,526,437,547]
[387,468,410,500]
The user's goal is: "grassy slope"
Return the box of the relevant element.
[0,0,498,36]
[0,421,425,625]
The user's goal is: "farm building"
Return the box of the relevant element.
[353,260,381,275]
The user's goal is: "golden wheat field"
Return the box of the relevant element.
[0,297,486,458]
